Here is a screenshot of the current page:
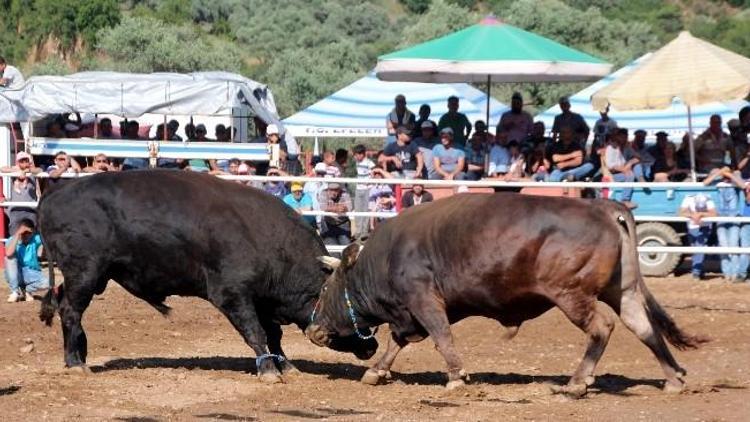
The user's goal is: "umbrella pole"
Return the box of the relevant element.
[687,105,697,182]
[485,75,491,128]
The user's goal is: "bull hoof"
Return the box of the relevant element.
[446,379,466,390]
[584,375,595,386]
[550,383,587,398]
[458,369,471,382]
[663,380,685,394]
[279,361,301,376]
[66,365,91,375]
[361,369,382,385]
[259,372,283,384]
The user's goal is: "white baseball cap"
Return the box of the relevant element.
[267,124,279,135]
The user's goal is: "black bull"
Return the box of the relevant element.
[37,170,376,382]
[307,193,707,396]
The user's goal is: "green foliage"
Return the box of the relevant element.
[691,15,750,56]
[400,0,477,46]
[96,16,242,73]
[28,57,72,76]
[400,0,431,14]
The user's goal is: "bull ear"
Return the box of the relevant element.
[317,256,341,270]
[341,243,363,269]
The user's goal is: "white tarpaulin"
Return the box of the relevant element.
[0,87,28,123]
[7,71,281,126]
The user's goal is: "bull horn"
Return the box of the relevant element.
[305,324,330,347]
[317,256,341,270]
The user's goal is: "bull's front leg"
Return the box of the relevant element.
[361,331,412,385]
[260,318,300,376]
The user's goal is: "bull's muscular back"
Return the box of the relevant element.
[353,193,623,324]
[38,170,327,317]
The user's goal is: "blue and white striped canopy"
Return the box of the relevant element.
[537,54,748,139]
[283,72,508,138]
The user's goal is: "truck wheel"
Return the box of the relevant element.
[636,222,681,277]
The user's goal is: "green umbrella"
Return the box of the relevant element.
[376,16,611,124]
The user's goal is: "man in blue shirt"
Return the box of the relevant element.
[282,182,316,227]
[431,128,466,180]
[5,219,47,302]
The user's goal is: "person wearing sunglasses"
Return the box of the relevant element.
[83,153,119,173]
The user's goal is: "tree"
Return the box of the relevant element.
[400,0,477,47]
[96,16,242,73]
[400,0,431,14]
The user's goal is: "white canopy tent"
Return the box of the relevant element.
[282,72,509,138]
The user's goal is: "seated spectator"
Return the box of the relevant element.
[465,134,487,180]
[83,153,120,173]
[413,120,439,178]
[548,126,594,182]
[380,126,423,179]
[694,114,732,175]
[487,131,510,178]
[648,131,669,161]
[653,142,690,182]
[522,121,552,157]
[4,219,46,303]
[122,120,143,140]
[215,124,231,142]
[284,132,303,176]
[401,184,433,208]
[318,182,352,246]
[263,167,289,198]
[604,134,639,209]
[168,120,183,141]
[97,118,116,139]
[2,152,41,233]
[46,120,66,139]
[630,129,655,180]
[352,144,375,239]
[283,182,316,227]
[679,192,716,280]
[412,104,431,139]
[370,189,396,231]
[63,113,82,138]
[1,151,42,175]
[184,122,196,141]
[431,127,466,180]
[703,167,745,282]
[471,120,494,146]
[526,143,551,182]
[497,141,526,181]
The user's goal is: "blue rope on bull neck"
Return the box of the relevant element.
[255,353,285,370]
[344,288,376,340]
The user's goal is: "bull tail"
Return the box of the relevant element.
[39,238,59,326]
[612,204,708,350]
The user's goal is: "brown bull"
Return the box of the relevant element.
[306,193,707,396]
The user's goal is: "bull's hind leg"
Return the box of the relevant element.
[58,282,95,369]
[210,295,282,384]
[617,291,686,392]
[553,300,616,398]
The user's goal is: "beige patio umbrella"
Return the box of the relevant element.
[591,31,750,181]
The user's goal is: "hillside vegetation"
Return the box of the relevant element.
[0,0,748,116]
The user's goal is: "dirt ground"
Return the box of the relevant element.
[0,274,748,422]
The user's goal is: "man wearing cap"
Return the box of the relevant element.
[413,120,439,178]
[1,152,41,233]
[592,105,618,151]
[318,182,353,246]
[498,92,533,144]
[679,192,717,280]
[431,127,466,180]
[0,56,24,89]
[283,182,316,227]
[647,131,669,161]
[548,126,594,182]
[380,126,423,179]
[438,96,472,151]
[552,96,590,148]
[386,95,416,144]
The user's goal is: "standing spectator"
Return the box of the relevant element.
[487,131,511,178]
[548,126,594,182]
[522,121,552,156]
[0,56,25,89]
[703,167,745,282]
[184,122,196,141]
[335,149,349,177]
[255,124,287,175]
[386,94,415,144]
[630,129,656,180]
[653,142,690,182]
[122,120,149,170]
[604,134,638,209]
[370,189,396,231]
[401,184,433,208]
[97,118,116,139]
[431,127,466,180]
[498,92,533,144]
[552,96,590,147]
[4,219,45,302]
[283,182,316,227]
[694,114,732,174]
[322,151,342,177]
[283,132,303,176]
[592,105,618,151]
[318,183,352,246]
[465,134,487,180]
[380,126,423,179]
[2,152,41,233]
[168,120,183,141]
[304,162,330,225]
[438,96,472,150]
[45,151,81,189]
[412,104,432,139]
[737,183,750,283]
[352,144,375,238]
[679,192,717,280]
[367,166,394,205]
[413,121,439,178]
[728,119,749,174]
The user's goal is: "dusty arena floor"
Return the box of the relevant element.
[0,274,748,421]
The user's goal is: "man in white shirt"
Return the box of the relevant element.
[0,57,25,89]
[679,193,717,280]
[352,144,375,238]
